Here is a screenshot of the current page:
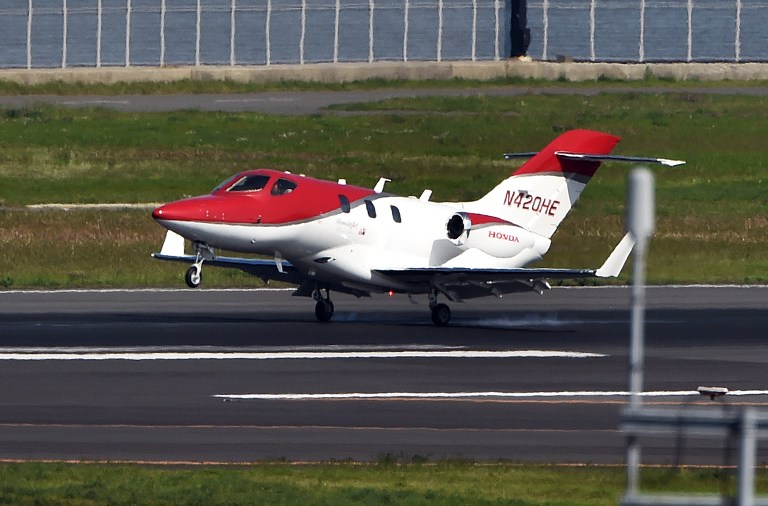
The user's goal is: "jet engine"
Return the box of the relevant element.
[446,213,472,244]
[464,224,537,259]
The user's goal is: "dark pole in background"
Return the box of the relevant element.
[510,0,530,58]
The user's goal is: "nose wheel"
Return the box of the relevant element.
[185,265,202,288]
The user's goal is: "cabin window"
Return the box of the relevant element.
[271,178,297,195]
[227,174,271,192]
[365,200,377,218]
[390,205,402,223]
[339,195,350,213]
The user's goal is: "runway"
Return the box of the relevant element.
[0,286,766,464]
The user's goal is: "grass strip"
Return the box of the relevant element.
[0,90,766,287]
[0,461,766,506]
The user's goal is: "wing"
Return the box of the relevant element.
[375,234,635,302]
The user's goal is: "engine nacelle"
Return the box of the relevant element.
[464,224,536,259]
[446,212,472,244]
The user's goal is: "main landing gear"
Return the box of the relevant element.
[429,290,451,326]
[313,287,334,322]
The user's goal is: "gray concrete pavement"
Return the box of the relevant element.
[3,61,768,86]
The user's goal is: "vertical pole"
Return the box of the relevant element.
[589,0,595,61]
[62,0,68,68]
[471,0,478,61]
[160,0,166,66]
[299,0,306,64]
[195,0,201,66]
[541,0,548,60]
[27,0,33,69]
[125,0,131,66]
[97,0,103,67]
[334,0,340,63]
[265,0,272,65]
[738,408,756,506]
[493,0,500,61]
[437,0,443,62]
[639,0,645,62]
[626,168,655,496]
[403,0,409,62]
[368,0,375,62]
[686,0,693,62]
[230,0,236,65]
[735,0,741,62]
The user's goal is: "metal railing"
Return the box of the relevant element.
[529,0,768,63]
[0,0,506,69]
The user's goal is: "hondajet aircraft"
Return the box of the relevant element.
[152,129,683,325]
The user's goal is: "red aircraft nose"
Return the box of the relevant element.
[152,196,219,223]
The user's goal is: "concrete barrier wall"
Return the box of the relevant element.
[2,61,768,86]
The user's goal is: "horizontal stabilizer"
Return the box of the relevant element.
[555,152,686,167]
[503,152,685,167]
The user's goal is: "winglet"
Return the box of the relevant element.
[160,230,186,257]
[595,233,636,278]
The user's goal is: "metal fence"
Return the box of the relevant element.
[529,0,768,63]
[1,0,766,69]
[0,0,507,68]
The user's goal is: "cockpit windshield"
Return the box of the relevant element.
[225,174,271,193]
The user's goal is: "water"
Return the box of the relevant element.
[0,0,766,69]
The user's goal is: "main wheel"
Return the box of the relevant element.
[431,303,451,326]
[185,266,202,288]
[314,299,335,322]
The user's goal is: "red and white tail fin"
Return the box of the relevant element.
[472,129,621,239]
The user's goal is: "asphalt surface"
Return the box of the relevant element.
[3,86,768,115]
[0,286,766,464]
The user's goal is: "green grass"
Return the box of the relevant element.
[0,462,765,506]
[0,90,766,287]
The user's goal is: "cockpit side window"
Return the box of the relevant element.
[365,200,377,218]
[339,195,350,213]
[271,178,298,196]
[227,174,271,192]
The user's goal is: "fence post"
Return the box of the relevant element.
[265,0,271,65]
[589,0,595,61]
[334,0,340,63]
[160,0,166,66]
[471,0,477,61]
[125,0,131,66]
[27,0,33,69]
[97,0,103,67]
[639,0,645,62]
[687,0,693,61]
[541,0,548,60]
[62,0,68,68]
[437,0,443,62]
[403,0,409,61]
[230,0,236,65]
[300,0,306,64]
[195,0,201,66]
[369,0,375,62]
[735,0,741,62]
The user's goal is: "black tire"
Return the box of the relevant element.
[185,266,202,288]
[314,299,335,322]
[431,303,451,326]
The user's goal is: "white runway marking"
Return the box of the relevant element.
[0,349,605,361]
[214,390,768,401]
